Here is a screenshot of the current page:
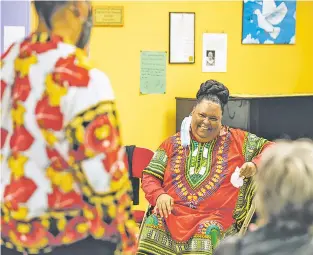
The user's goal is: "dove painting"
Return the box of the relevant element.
[242,0,296,44]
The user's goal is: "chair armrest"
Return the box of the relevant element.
[238,199,256,237]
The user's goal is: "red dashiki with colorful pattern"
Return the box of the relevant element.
[138,127,272,255]
[0,33,137,254]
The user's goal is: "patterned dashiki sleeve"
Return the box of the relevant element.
[63,66,138,254]
[242,132,271,163]
[142,142,169,182]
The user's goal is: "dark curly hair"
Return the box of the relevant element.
[34,1,69,29]
[196,80,229,113]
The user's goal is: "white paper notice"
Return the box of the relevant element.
[169,13,195,63]
[202,33,227,72]
[4,26,26,52]
[231,167,244,188]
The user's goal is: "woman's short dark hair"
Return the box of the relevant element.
[196,80,229,113]
[34,1,69,29]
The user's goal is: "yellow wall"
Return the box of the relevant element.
[31,1,313,211]
[31,1,313,149]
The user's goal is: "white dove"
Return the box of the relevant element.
[254,0,288,40]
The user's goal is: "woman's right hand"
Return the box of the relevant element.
[156,194,174,218]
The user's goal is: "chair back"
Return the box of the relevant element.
[124,146,154,205]
[128,146,154,178]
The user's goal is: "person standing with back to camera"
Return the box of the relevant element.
[137,79,274,255]
[1,1,137,254]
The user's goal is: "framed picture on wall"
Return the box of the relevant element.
[242,0,296,44]
[169,12,195,64]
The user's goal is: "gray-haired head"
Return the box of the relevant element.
[256,139,313,225]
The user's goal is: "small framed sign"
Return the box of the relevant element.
[93,6,124,27]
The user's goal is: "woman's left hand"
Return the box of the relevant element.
[239,162,257,178]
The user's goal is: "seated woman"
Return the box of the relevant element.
[137,80,273,255]
[214,139,313,255]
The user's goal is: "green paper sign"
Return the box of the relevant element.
[140,51,166,94]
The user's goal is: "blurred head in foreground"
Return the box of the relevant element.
[256,139,313,226]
